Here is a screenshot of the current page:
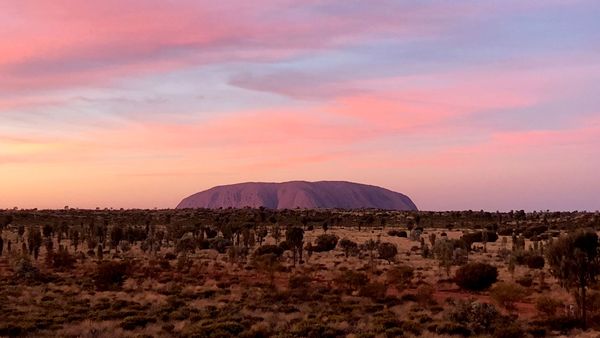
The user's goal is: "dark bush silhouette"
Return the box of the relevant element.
[522,225,548,239]
[95,260,131,291]
[286,227,304,265]
[387,230,407,237]
[455,262,498,291]
[525,254,545,269]
[461,231,498,248]
[254,244,284,258]
[313,234,339,252]
[378,242,398,263]
[208,237,231,253]
[51,246,76,270]
[278,240,290,251]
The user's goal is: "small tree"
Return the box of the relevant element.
[271,225,281,244]
[378,242,397,264]
[433,239,454,277]
[27,226,42,260]
[339,238,358,258]
[286,227,304,266]
[546,230,600,326]
[253,253,280,287]
[363,239,379,268]
[256,227,267,246]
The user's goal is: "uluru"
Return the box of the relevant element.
[176,181,417,210]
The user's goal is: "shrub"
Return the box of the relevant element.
[387,230,407,237]
[313,234,339,252]
[253,244,284,258]
[175,234,196,253]
[416,285,435,305]
[386,265,414,287]
[494,322,525,338]
[448,300,500,334]
[522,225,548,239]
[13,255,45,282]
[339,238,358,257]
[433,322,471,336]
[182,321,246,337]
[120,316,156,330]
[51,246,76,270]
[378,242,398,263]
[512,251,545,269]
[289,319,345,338]
[278,240,290,251]
[288,274,312,289]
[461,231,499,247]
[455,262,498,291]
[358,282,387,301]
[490,282,527,311]
[94,260,131,291]
[525,254,545,269]
[334,270,369,293]
[535,296,562,317]
[516,274,533,287]
[401,320,423,336]
[208,237,231,253]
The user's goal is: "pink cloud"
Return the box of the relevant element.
[0,0,492,93]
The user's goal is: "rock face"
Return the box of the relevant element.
[176,181,417,210]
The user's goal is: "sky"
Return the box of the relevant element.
[1,0,599,211]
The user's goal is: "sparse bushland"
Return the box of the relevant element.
[0,208,599,336]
